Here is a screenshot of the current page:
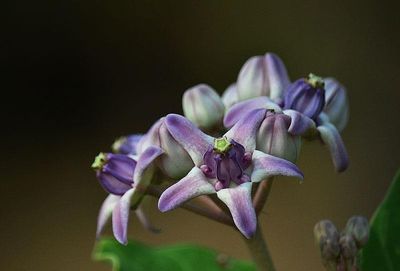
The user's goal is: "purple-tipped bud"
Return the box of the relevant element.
[339,234,358,260]
[91,153,135,195]
[284,74,326,120]
[314,220,340,262]
[323,78,349,132]
[202,138,251,190]
[137,118,194,179]
[112,134,143,155]
[182,84,225,130]
[256,110,301,163]
[221,83,239,110]
[344,216,369,248]
[237,53,290,102]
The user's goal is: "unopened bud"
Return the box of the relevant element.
[236,53,290,102]
[339,234,358,260]
[323,78,349,132]
[344,216,369,248]
[284,73,325,120]
[221,83,239,110]
[182,84,225,130]
[256,110,301,163]
[314,220,340,262]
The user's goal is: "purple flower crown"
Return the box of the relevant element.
[91,52,349,245]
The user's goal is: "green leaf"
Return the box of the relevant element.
[360,170,400,271]
[93,238,256,271]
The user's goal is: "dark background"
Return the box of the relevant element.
[2,1,400,270]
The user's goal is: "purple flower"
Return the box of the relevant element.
[224,93,349,172]
[112,134,143,155]
[284,74,326,121]
[158,111,303,238]
[92,146,163,244]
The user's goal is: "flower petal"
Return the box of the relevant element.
[165,114,214,166]
[317,122,349,172]
[133,146,164,188]
[224,97,281,128]
[283,109,316,135]
[158,167,216,212]
[251,150,304,183]
[96,194,120,238]
[224,108,267,152]
[112,188,135,245]
[97,172,132,196]
[136,118,163,154]
[216,182,256,238]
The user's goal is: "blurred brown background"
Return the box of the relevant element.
[2,0,400,270]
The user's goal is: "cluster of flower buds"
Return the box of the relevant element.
[91,52,350,245]
[314,216,369,271]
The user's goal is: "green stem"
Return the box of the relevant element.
[243,222,276,271]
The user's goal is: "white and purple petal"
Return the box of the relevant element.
[96,194,120,238]
[133,146,164,187]
[165,114,214,166]
[283,109,316,136]
[216,182,256,238]
[158,167,216,212]
[224,108,267,152]
[224,97,281,128]
[251,150,304,183]
[317,122,349,172]
[97,172,133,196]
[112,188,135,245]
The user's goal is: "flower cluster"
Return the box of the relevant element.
[92,52,349,244]
[314,217,369,271]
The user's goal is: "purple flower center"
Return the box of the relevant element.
[201,138,251,190]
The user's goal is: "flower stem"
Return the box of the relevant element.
[243,222,276,271]
[253,177,274,215]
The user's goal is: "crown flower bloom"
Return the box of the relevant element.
[224,73,348,172]
[236,53,290,103]
[158,110,303,238]
[92,147,163,245]
[182,84,225,131]
[136,118,194,179]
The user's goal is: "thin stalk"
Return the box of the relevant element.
[243,222,275,271]
[253,177,274,215]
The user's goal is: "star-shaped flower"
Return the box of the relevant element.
[158,109,303,238]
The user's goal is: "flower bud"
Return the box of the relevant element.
[112,134,143,155]
[323,78,349,132]
[284,73,326,120]
[256,111,301,163]
[237,53,290,102]
[314,220,340,262]
[339,234,358,260]
[221,83,239,110]
[137,118,194,179]
[344,216,369,248]
[182,84,225,130]
[91,153,135,195]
